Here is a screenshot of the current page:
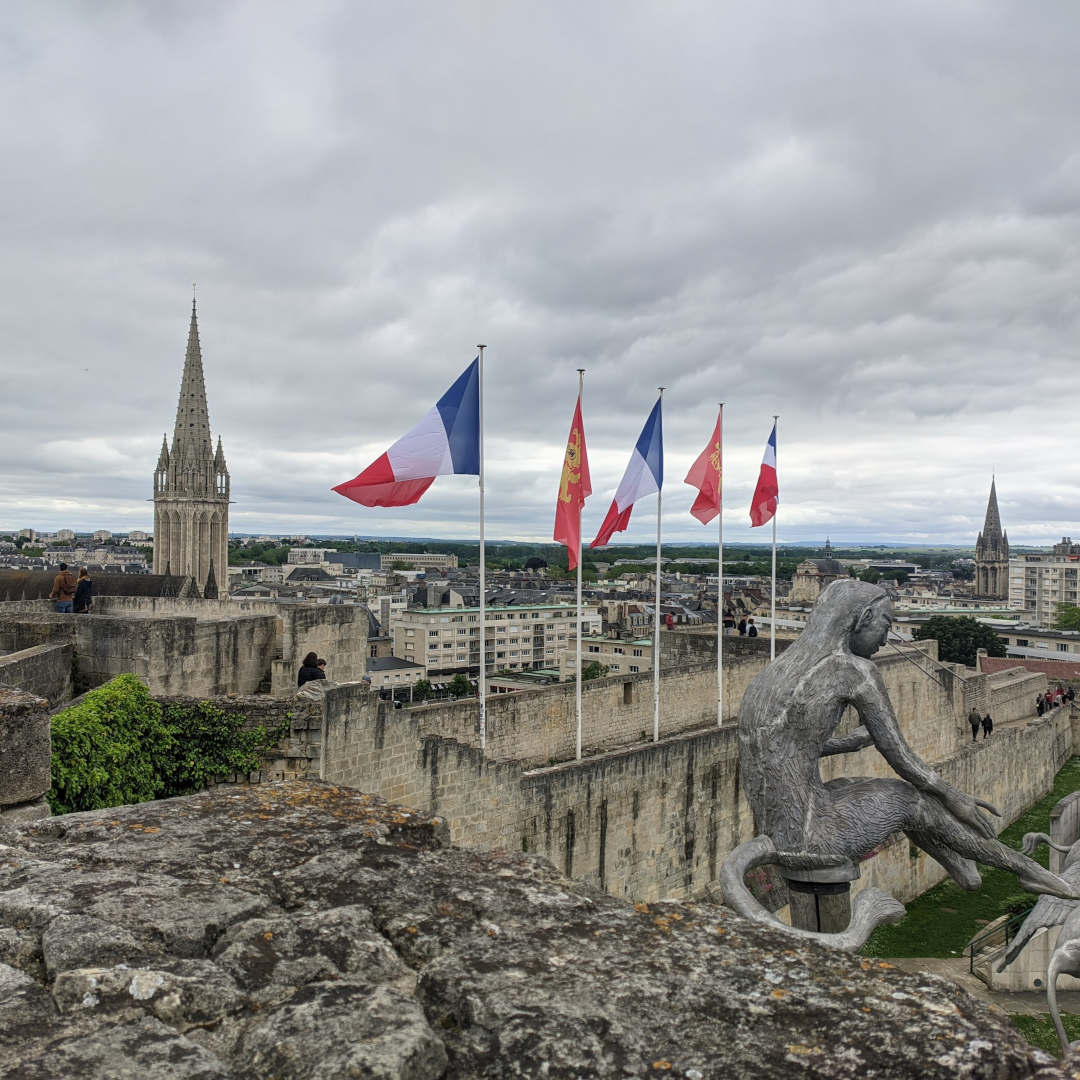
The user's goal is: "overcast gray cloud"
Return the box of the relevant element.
[2,1,1079,546]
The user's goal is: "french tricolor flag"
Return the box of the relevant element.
[749,421,779,527]
[590,397,663,548]
[333,359,480,507]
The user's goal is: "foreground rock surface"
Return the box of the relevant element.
[0,781,1074,1079]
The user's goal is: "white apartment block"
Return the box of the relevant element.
[1009,542,1080,626]
[393,603,601,676]
[379,552,458,571]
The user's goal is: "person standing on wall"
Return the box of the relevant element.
[73,568,93,614]
[982,713,994,739]
[969,707,982,740]
[747,618,758,638]
[297,651,325,687]
[48,562,76,613]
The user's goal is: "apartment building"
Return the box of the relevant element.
[393,602,601,676]
[1009,539,1080,625]
[379,552,459,571]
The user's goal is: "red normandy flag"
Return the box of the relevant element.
[684,409,722,524]
[553,394,591,569]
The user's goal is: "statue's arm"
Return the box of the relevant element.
[850,663,946,795]
[820,726,874,756]
[854,665,1000,838]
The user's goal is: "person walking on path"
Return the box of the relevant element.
[48,563,76,613]
[73,568,93,614]
[737,617,747,636]
[969,707,982,740]
[297,651,325,688]
[982,713,994,739]
[747,617,758,638]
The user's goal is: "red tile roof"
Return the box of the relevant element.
[978,655,1080,680]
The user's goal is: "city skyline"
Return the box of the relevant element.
[2,5,1078,545]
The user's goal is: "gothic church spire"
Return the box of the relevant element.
[172,298,214,461]
[981,477,1004,545]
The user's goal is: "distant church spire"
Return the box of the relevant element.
[980,477,1004,545]
[975,478,1009,600]
[153,296,230,596]
[172,298,213,461]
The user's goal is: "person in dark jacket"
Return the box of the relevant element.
[49,563,76,613]
[297,651,325,688]
[747,618,758,638]
[73,568,93,613]
[737,618,747,636]
[982,713,994,739]
[969,707,982,739]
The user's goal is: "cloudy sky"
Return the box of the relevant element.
[3,1,1079,546]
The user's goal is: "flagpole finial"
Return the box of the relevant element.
[577,367,585,374]
[477,344,486,351]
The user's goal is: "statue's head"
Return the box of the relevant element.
[801,579,892,659]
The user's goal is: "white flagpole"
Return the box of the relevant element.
[770,413,778,662]
[575,368,585,761]
[717,403,724,726]
[477,345,487,749]
[653,387,665,743]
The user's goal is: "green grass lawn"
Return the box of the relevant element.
[1009,1013,1080,1057]
[862,756,1080,958]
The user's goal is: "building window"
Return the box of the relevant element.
[1058,643,1070,653]
[632,649,643,657]
[629,665,640,673]
[588,645,600,653]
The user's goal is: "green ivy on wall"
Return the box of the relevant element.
[49,674,289,814]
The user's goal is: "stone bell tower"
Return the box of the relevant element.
[153,297,230,596]
[974,478,1009,600]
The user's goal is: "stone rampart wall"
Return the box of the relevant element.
[72,615,278,696]
[80,597,369,697]
[1051,786,1080,873]
[412,661,761,767]
[0,642,72,708]
[317,683,523,851]
[0,687,51,822]
[271,604,369,695]
[0,613,72,655]
[985,668,1047,725]
[659,629,787,667]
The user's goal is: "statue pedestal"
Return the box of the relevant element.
[783,861,859,934]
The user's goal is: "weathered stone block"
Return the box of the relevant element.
[0,687,50,808]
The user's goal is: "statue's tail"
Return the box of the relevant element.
[718,836,905,952]
[1021,831,1073,857]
